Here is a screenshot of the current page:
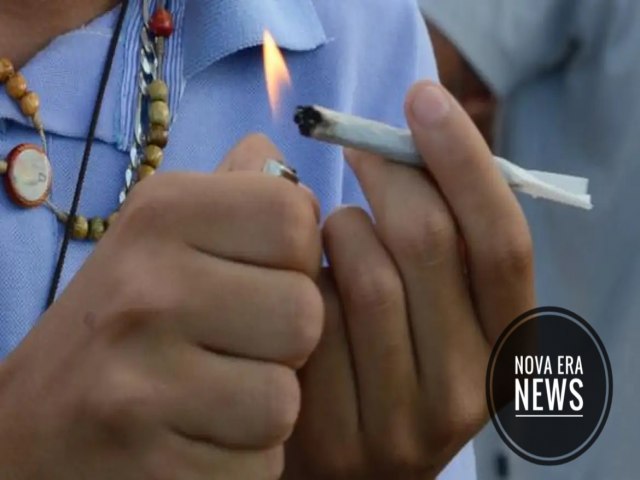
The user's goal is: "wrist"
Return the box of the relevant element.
[0,360,20,475]
[0,355,41,478]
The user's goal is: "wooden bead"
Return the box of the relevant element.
[6,73,27,99]
[72,216,89,240]
[0,160,7,175]
[147,125,169,148]
[88,217,106,241]
[106,212,119,229]
[147,80,168,102]
[20,92,40,117]
[0,58,14,83]
[143,145,163,168]
[149,101,169,128]
[138,164,156,180]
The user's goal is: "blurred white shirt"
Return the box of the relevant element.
[420,0,640,478]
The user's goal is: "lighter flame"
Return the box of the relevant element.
[263,30,291,116]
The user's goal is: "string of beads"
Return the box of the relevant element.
[0,6,174,241]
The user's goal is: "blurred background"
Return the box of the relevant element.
[418,1,640,479]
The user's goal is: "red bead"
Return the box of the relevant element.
[149,9,174,38]
[3,143,52,208]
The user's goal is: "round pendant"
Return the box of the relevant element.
[3,143,52,208]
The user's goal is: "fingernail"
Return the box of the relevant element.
[411,84,451,127]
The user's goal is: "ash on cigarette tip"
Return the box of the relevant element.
[294,106,323,137]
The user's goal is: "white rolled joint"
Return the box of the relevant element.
[294,105,592,210]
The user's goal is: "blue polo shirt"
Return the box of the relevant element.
[0,1,474,476]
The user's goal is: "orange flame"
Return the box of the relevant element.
[263,30,291,117]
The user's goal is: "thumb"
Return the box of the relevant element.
[215,133,321,220]
[214,133,285,173]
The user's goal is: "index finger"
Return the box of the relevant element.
[405,81,535,342]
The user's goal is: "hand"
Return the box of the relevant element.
[283,82,535,479]
[0,135,323,480]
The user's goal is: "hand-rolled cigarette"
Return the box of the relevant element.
[294,105,592,210]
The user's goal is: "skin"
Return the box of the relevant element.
[0,0,118,68]
[283,82,534,479]
[0,4,535,479]
[0,139,325,479]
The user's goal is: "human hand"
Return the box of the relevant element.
[283,81,534,479]
[0,135,323,480]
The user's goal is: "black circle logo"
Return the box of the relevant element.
[486,307,612,465]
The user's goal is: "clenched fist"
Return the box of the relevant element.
[0,135,323,480]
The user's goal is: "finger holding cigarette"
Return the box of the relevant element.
[404,81,536,340]
[296,81,536,476]
[294,97,592,210]
[347,80,536,342]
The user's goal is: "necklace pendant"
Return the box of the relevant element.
[3,144,52,208]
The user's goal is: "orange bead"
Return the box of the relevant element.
[149,9,174,37]
[0,58,14,83]
[20,92,40,117]
[6,73,27,99]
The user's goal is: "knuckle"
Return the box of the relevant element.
[118,173,180,231]
[110,263,160,312]
[346,266,404,315]
[390,209,457,265]
[272,188,312,232]
[368,416,434,476]
[381,446,433,477]
[487,228,533,280]
[84,366,151,440]
[110,242,178,307]
[284,276,324,364]
[99,263,178,343]
[318,450,364,479]
[119,186,165,231]
[324,205,368,235]
[261,366,301,444]
[427,405,485,455]
[271,191,319,270]
[245,132,275,149]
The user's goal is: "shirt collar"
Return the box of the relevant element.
[0,0,327,151]
[182,0,327,79]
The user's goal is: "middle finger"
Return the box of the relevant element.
[347,151,489,393]
[323,206,418,438]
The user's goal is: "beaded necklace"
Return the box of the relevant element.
[0,1,174,242]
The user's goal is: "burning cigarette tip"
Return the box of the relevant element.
[294,106,322,137]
